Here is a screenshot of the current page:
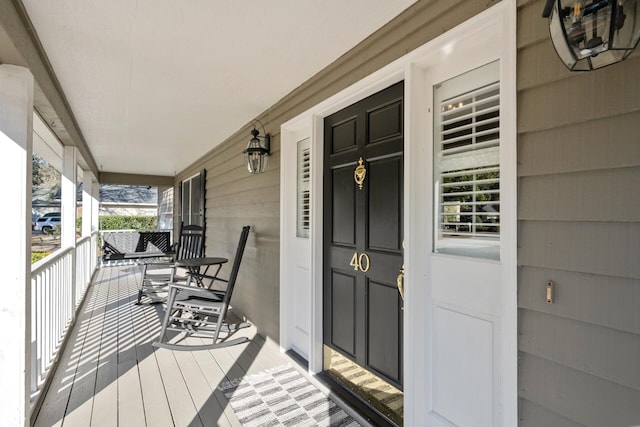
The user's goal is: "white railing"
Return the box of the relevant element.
[75,235,95,305]
[30,232,99,401]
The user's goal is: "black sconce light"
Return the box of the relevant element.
[542,0,640,70]
[243,120,271,174]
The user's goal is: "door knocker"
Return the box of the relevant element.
[354,157,366,190]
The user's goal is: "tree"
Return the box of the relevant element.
[32,153,45,186]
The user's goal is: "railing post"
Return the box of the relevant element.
[0,64,33,427]
[30,276,37,396]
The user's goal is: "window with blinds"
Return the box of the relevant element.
[181,170,205,227]
[297,138,311,238]
[433,61,500,260]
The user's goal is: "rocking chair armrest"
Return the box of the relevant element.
[168,282,216,295]
[168,282,227,301]
[141,259,178,268]
[186,271,229,283]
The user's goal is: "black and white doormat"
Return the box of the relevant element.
[219,364,362,427]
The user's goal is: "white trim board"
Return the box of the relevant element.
[279,2,517,425]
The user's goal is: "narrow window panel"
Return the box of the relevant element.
[180,171,205,227]
[434,61,500,260]
[297,138,311,238]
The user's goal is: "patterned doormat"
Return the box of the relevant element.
[219,364,362,427]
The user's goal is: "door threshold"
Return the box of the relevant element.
[317,371,399,427]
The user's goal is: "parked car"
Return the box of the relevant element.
[32,212,61,230]
[34,216,61,233]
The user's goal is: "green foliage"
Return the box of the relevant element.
[99,215,157,231]
[32,252,49,264]
[32,154,44,186]
[442,168,499,233]
[32,152,60,189]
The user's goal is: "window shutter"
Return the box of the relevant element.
[181,179,190,224]
[198,169,206,230]
[297,138,311,238]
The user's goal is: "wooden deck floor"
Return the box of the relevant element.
[33,264,301,427]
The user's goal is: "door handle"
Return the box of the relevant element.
[396,264,405,301]
[397,239,405,306]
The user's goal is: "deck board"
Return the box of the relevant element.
[173,343,229,426]
[62,266,111,427]
[127,269,175,427]
[190,340,241,427]
[33,264,296,427]
[117,268,148,427]
[91,267,121,427]
[154,342,204,427]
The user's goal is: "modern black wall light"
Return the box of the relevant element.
[542,0,640,70]
[243,120,271,174]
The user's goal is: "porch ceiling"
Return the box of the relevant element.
[20,0,416,177]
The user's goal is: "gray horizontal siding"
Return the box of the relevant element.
[519,266,640,336]
[519,399,585,427]
[517,0,640,425]
[519,221,640,279]
[519,352,640,426]
[519,167,640,222]
[518,54,640,133]
[519,309,640,391]
[516,0,550,48]
[518,111,640,177]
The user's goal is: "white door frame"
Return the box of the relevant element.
[280,2,517,424]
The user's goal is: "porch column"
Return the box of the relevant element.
[0,64,33,426]
[92,180,100,267]
[61,145,77,305]
[82,170,94,237]
[61,146,77,247]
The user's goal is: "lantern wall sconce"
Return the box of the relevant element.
[243,120,271,174]
[542,0,640,71]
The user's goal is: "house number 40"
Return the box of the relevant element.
[349,251,370,272]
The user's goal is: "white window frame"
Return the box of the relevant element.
[434,61,502,260]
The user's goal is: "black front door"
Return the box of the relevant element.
[323,81,404,390]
